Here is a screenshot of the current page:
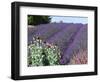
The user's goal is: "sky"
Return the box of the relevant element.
[50,16,88,24]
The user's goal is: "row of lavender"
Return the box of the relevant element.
[28,23,87,65]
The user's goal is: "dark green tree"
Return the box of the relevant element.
[28,15,51,25]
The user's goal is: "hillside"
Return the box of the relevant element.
[28,23,87,65]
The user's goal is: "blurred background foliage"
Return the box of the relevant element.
[28,15,51,25]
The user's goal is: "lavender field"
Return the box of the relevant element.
[28,23,88,66]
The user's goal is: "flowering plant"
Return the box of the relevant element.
[28,36,61,66]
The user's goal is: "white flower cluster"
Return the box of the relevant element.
[28,36,61,66]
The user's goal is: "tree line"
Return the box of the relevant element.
[28,15,51,25]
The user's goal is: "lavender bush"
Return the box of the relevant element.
[60,26,87,64]
[28,23,71,44]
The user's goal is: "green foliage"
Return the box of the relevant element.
[28,15,51,25]
[44,44,60,65]
[28,37,61,66]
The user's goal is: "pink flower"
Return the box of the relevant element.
[69,50,88,64]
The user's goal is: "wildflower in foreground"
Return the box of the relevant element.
[69,50,87,64]
[28,36,61,66]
